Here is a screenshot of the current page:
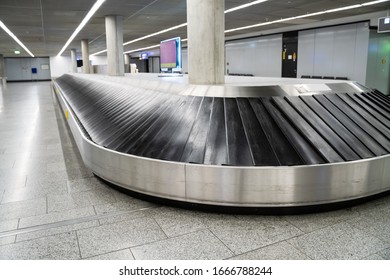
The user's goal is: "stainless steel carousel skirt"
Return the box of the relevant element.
[52,74,390,211]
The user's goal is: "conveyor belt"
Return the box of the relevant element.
[53,74,390,210]
[54,74,390,167]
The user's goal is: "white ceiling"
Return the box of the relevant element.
[0,0,389,57]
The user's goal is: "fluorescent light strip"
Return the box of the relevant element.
[57,0,105,56]
[92,0,389,56]
[124,44,161,54]
[124,38,189,55]
[225,0,390,33]
[0,20,35,57]
[91,0,270,56]
[225,0,270,13]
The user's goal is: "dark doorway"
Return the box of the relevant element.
[282,31,298,78]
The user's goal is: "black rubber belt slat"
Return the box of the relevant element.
[367,91,390,107]
[336,94,390,139]
[261,99,325,165]
[325,94,390,152]
[314,94,387,156]
[180,97,213,164]
[158,96,203,161]
[203,98,228,165]
[300,96,373,159]
[236,98,279,166]
[224,98,254,166]
[118,95,185,154]
[286,96,360,161]
[359,93,390,121]
[138,96,195,158]
[362,92,390,114]
[114,95,180,153]
[349,93,390,129]
[99,92,166,147]
[272,97,343,163]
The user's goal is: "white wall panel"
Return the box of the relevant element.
[225,34,282,77]
[297,30,315,78]
[313,28,334,76]
[354,23,370,84]
[49,56,71,78]
[5,57,51,81]
[332,25,356,77]
[297,22,369,84]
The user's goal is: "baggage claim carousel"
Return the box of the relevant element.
[53,74,390,213]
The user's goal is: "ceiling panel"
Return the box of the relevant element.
[0,0,388,57]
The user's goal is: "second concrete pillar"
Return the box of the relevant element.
[187,0,225,85]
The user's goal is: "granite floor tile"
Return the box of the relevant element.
[0,158,15,169]
[363,254,386,260]
[228,241,310,260]
[0,198,46,222]
[98,210,150,226]
[94,199,156,215]
[287,222,389,259]
[209,216,303,254]
[77,217,167,258]
[18,206,95,228]
[46,162,67,173]
[132,229,233,260]
[148,207,217,238]
[0,176,27,190]
[352,196,390,215]
[2,182,68,204]
[346,212,390,242]
[283,208,360,233]
[0,236,16,246]
[26,172,69,186]
[377,247,390,260]
[85,249,134,260]
[0,232,80,260]
[67,177,111,193]
[16,220,99,242]
[47,189,117,212]
[0,219,19,233]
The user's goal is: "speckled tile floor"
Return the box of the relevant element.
[0,81,389,260]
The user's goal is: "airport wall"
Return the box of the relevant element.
[49,56,72,78]
[5,57,51,81]
[366,29,390,94]
[225,34,283,77]
[297,22,370,84]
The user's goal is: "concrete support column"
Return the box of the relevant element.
[0,54,5,85]
[124,54,130,65]
[187,0,225,84]
[105,15,124,76]
[124,54,130,73]
[0,54,5,77]
[81,39,90,74]
[70,49,77,73]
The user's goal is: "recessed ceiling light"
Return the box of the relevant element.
[0,20,34,57]
[91,0,270,56]
[225,0,390,33]
[14,50,20,54]
[57,0,105,56]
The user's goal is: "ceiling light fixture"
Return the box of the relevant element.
[14,50,20,54]
[225,0,270,13]
[91,0,271,56]
[225,0,390,33]
[0,20,35,57]
[124,44,161,54]
[124,38,189,55]
[57,0,105,56]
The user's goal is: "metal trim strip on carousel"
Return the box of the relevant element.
[52,76,390,210]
